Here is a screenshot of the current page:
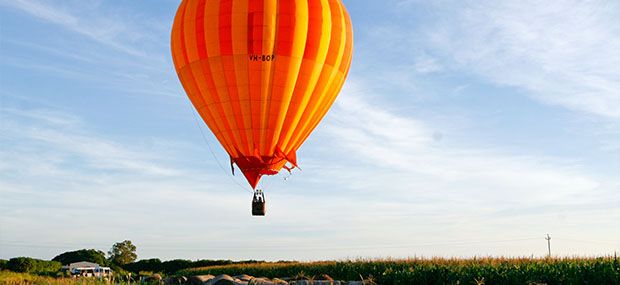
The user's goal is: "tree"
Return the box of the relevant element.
[6,257,61,274]
[0,259,8,270]
[108,240,137,265]
[161,259,193,274]
[52,249,108,266]
[6,257,36,273]
[124,258,162,273]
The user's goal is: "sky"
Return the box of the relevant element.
[0,0,619,262]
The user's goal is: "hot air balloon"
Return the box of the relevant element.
[171,0,353,215]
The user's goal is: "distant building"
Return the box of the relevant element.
[61,261,112,277]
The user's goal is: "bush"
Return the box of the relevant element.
[52,249,108,266]
[161,260,193,274]
[6,257,61,274]
[124,258,162,273]
[192,260,234,268]
[6,257,35,273]
[0,259,8,270]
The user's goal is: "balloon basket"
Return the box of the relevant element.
[252,190,266,216]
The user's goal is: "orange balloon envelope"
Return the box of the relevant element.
[171,0,353,188]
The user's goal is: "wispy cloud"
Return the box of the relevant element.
[298,83,620,256]
[0,0,148,57]
[0,0,181,100]
[0,103,250,259]
[423,1,620,118]
[316,81,616,211]
[1,107,180,177]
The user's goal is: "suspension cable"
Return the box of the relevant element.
[184,99,253,194]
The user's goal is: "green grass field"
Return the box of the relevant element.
[179,256,620,285]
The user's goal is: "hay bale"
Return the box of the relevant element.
[163,276,189,285]
[144,274,163,283]
[189,275,215,285]
[249,277,290,285]
[206,274,246,285]
[234,274,253,282]
[247,278,268,285]
[271,278,289,285]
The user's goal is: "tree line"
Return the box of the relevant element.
[0,240,264,275]
[0,257,61,275]
[123,258,263,275]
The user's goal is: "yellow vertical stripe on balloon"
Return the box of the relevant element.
[259,0,278,155]
[284,0,347,152]
[247,0,263,156]
[191,0,238,157]
[342,7,354,74]
[307,2,353,131]
[268,0,309,153]
[282,0,346,152]
[175,0,237,157]
[231,0,254,155]
[171,28,183,71]
[295,72,346,149]
[182,62,236,156]
[194,64,239,157]
[171,0,189,70]
[278,0,332,150]
[203,0,244,155]
[179,67,234,156]
[292,2,353,150]
[218,0,250,156]
[171,24,183,71]
[183,0,200,62]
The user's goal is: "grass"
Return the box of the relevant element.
[178,256,620,285]
[0,271,111,285]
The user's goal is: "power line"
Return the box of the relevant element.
[553,238,619,245]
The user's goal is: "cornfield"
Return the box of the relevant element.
[179,256,620,285]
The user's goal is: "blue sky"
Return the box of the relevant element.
[1,0,618,261]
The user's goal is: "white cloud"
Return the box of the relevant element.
[425,0,620,118]
[299,85,619,256]
[1,107,178,176]
[0,0,181,99]
[414,54,443,74]
[0,0,147,57]
[0,104,257,259]
[318,81,616,211]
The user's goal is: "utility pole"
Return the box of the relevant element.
[545,234,551,257]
